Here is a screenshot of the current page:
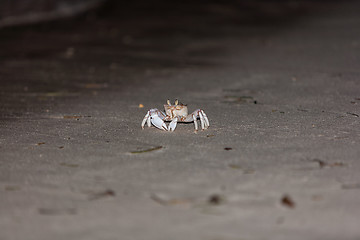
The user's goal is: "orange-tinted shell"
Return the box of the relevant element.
[164,104,188,119]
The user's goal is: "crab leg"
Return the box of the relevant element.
[192,114,198,130]
[147,114,151,127]
[184,109,209,130]
[141,111,150,129]
[201,110,209,127]
[199,111,205,130]
[197,110,209,129]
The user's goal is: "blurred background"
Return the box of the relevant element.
[1,0,326,28]
[0,0,346,117]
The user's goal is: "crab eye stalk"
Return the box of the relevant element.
[175,99,179,105]
[167,99,171,106]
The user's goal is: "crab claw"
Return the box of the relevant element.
[169,118,178,131]
[151,115,168,131]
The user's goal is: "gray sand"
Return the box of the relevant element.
[1,1,359,240]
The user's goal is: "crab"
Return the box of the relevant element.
[141,99,209,131]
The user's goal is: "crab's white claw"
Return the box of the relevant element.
[169,118,178,131]
[141,111,150,129]
[151,115,168,131]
